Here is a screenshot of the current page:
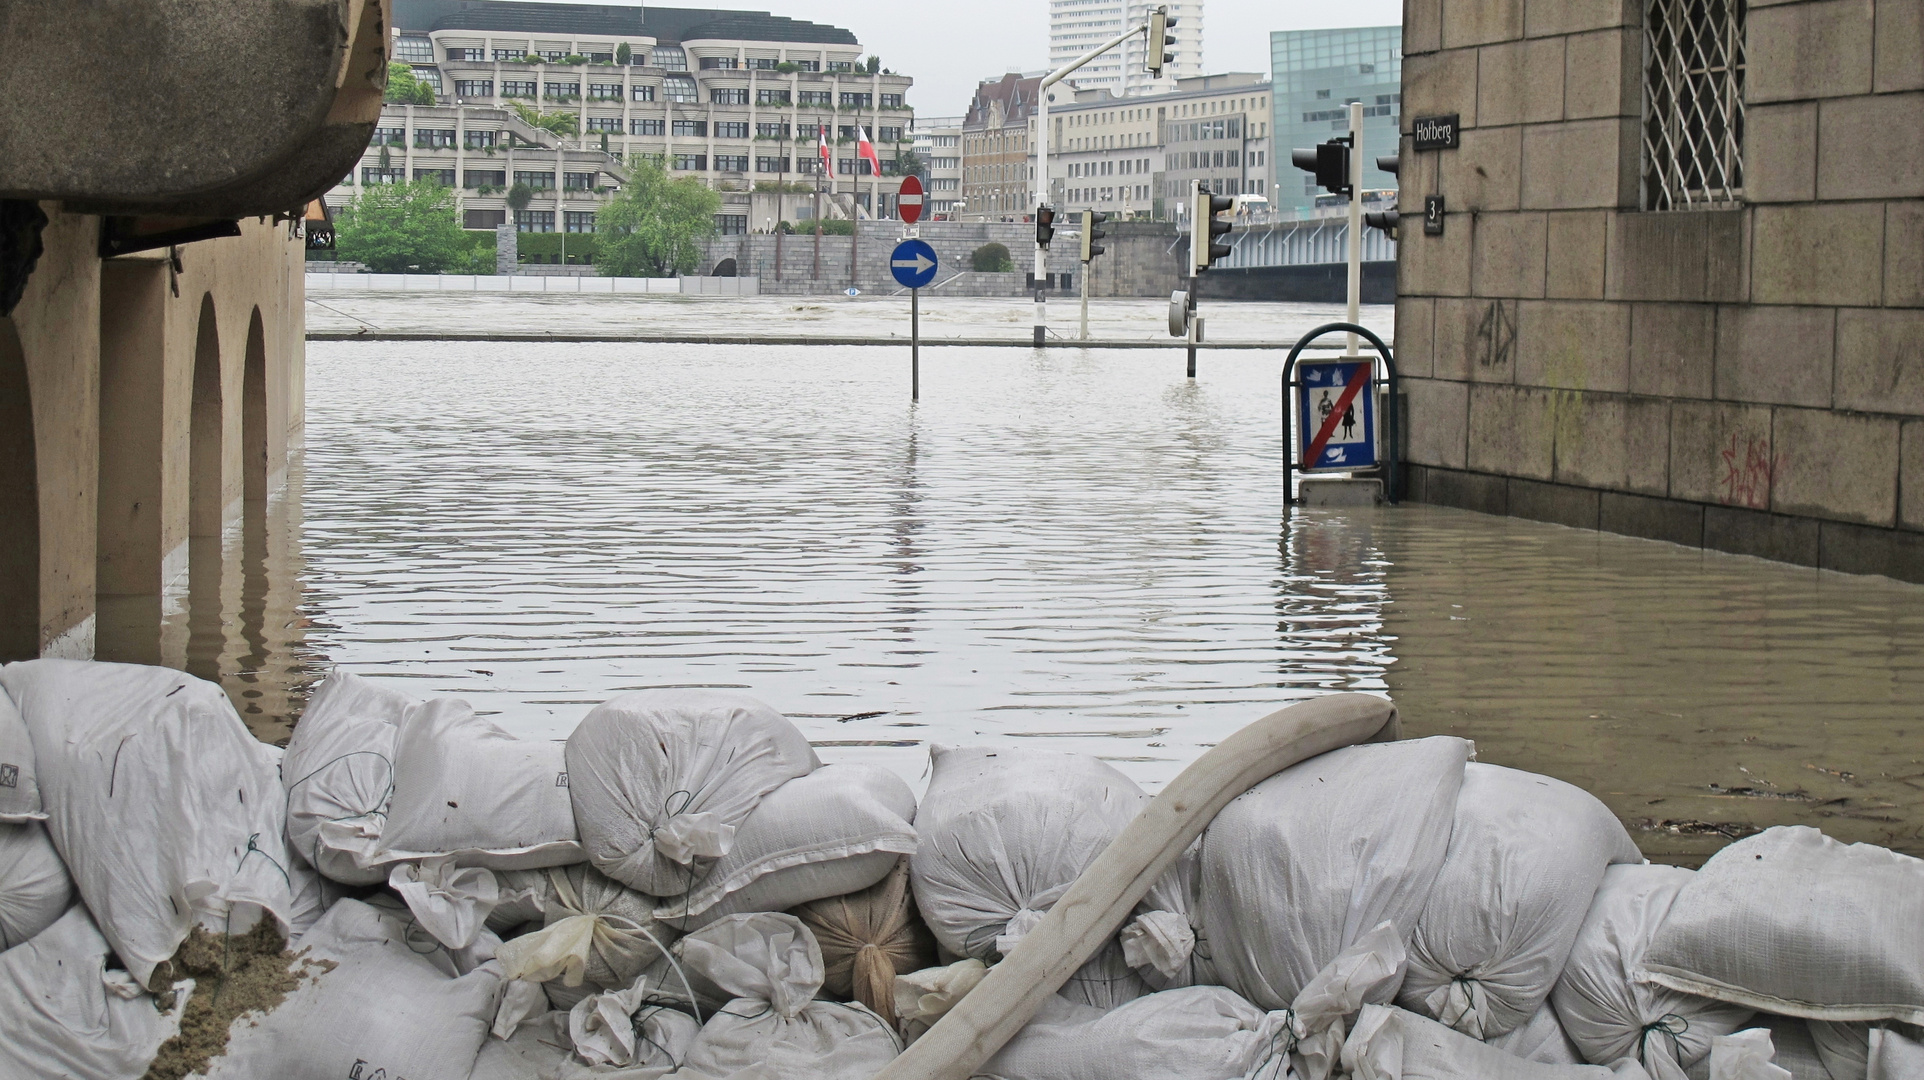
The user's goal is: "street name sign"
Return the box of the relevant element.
[890,238,939,289]
[1411,114,1459,151]
[1298,358,1378,471]
[898,175,925,225]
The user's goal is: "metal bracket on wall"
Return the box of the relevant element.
[98,216,242,259]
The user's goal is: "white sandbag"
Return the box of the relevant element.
[1400,763,1643,1038]
[0,820,72,950]
[569,979,702,1069]
[376,697,581,869]
[1490,1000,1588,1067]
[0,659,301,990]
[0,683,44,822]
[0,904,191,1080]
[976,984,1295,1080]
[391,855,499,949]
[493,863,681,1010]
[196,897,501,1080]
[1758,1016,1831,1080]
[1197,736,1472,1013]
[654,762,917,931]
[1808,1018,1924,1080]
[566,690,819,896]
[1342,1003,1657,1080]
[281,670,415,885]
[1642,827,1924,1026]
[895,958,990,1043]
[677,912,902,1080]
[1551,863,1756,1079]
[1706,1029,1794,1080]
[473,1006,698,1080]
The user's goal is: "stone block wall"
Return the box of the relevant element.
[1396,0,1924,582]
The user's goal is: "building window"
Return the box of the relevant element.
[453,79,493,97]
[564,210,597,233]
[673,154,707,170]
[715,214,748,234]
[827,60,854,72]
[1642,0,1746,209]
[632,83,655,101]
[502,80,536,99]
[663,76,698,103]
[756,156,789,172]
[699,56,740,69]
[412,66,443,92]
[798,90,832,107]
[544,82,580,100]
[394,35,433,62]
[756,121,790,138]
[881,93,903,108]
[839,157,862,175]
[414,128,456,148]
[518,210,555,232]
[446,47,485,62]
[534,50,565,63]
[714,154,749,172]
[632,118,665,136]
[839,92,872,108]
[371,126,405,147]
[672,119,707,137]
[564,171,598,190]
[588,83,622,100]
[715,121,750,139]
[652,46,687,70]
[493,48,525,61]
[878,126,902,142]
[712,87,749,105]
[514,170,556,189]
[792,59,820,72]
[464,208,507,229]
[757,89,791,106]
[838,125,857,141]
[361,166,405,184]
[587,116,622,133]
[412,168,456,186]
[464,169,506,188]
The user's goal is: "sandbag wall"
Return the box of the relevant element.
[0,660,1920,1080]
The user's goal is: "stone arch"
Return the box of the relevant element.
[189,293,223,538]
[712,257,738,278]
[242,307,268,503]
[0,318,38,659]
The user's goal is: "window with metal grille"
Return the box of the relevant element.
[1642,0,1746,209]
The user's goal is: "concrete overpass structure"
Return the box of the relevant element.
[0,0,391,661]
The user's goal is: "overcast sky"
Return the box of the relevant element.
[504,0,1401,116]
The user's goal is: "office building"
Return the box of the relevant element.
[1043,73,1272,220]
[1048,0,1202,96]
[1270,26,1401,214]
[912,116,965,219]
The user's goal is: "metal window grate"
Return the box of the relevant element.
[1642,0,1746,210]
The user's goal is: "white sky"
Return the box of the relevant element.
[499,0,1402,116]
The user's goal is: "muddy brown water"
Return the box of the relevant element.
[153,339,1924,865]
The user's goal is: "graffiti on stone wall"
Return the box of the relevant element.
[1473,299,1515,371]
[1719,434,1781,509]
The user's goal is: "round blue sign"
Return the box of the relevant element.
[889,239,939,289]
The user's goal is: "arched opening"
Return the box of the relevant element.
[189,295,224,537]
[242,308,268,503]
[0,319,38,659]
[236,308,271,714]
[712,257,738,278]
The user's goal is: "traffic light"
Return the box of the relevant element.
[1146,6,1175,76]
[1035,204,1056,247]
[1364,210,1400,239]
[1190,186,1233,273]
[1291,138,1352,197]
[1374,154,1400,177]
[1080,209,1108,261]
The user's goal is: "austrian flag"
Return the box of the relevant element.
[857,126,882,176]
[817,125,835,178]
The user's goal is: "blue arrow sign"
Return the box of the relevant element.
[890,238,939,289]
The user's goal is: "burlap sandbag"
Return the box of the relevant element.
[793,858,936,1027]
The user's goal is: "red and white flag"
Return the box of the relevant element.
[817,125,835,178]
[857,126,882,177]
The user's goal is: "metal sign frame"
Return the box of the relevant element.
[1297,358,1378,472]
[1281,322,1401,504]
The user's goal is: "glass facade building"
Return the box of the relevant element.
[1270,26,1401,213]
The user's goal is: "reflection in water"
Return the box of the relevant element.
[250,340,1924,862]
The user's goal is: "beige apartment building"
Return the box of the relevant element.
[962,74,1043,221]
[337,0,917,229]
[1047,72,1274,220]
[1394,0,1924,582]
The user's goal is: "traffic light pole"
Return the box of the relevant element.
[1080,262,1090,340]
[1345,100,1363,356]
[1032,18,1157,347]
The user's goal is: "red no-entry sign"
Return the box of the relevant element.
[898,175,924,224]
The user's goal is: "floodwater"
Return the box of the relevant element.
[191,332,1924,864]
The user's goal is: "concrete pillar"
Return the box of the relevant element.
[496,222,518,275]
[0,319,37,660]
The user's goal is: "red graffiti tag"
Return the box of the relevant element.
[1719,435,1780,509]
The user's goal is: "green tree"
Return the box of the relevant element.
[336,179,474,272]
[615,42,632,65]
[509,100,579,139]
[595,156,720,277]
[384,61,437,105]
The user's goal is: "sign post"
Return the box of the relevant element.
[1280,321,1401,504]
[890,235,937,402]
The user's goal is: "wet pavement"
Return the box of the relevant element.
[192,334,1924,864]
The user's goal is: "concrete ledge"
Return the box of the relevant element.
[1405,464,1924,584]
[1300,478,1385,506]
